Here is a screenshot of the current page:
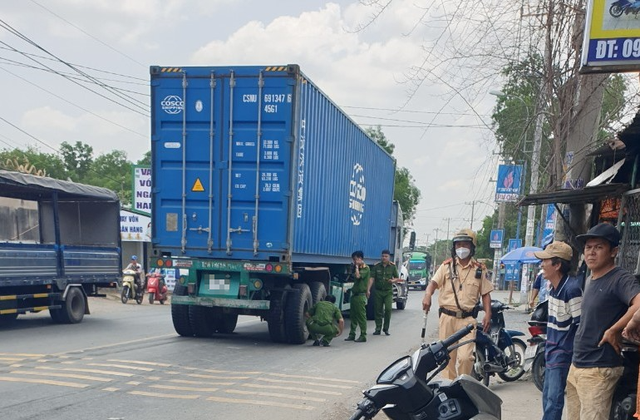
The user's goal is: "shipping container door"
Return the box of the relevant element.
[219,69,294,258]
[153,67,292,259]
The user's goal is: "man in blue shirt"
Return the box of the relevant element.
[533,241,582,420]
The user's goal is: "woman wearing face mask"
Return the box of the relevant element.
[422,229,494,380]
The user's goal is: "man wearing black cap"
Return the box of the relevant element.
[565,223,640,420]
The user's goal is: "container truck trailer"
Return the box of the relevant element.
[0,170,121,325]
[150,64,402,344]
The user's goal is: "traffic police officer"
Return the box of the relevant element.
[422,229,493,379]
[345,250,370,342]
[306,295,344,347]
[369,249,401,335]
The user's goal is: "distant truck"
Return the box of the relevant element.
[0,170,121,325]
[406,251,430,290]
[150,64,402,344]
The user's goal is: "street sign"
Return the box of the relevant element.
[508,239,522,253]
[490,229,504,249]
[505,263,519,282]
[495,165,523,202]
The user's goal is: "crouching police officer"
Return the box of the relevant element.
[306,295,344,347]
[421,229,493,379]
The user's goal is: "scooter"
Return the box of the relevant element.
[472,300,527,386]
[146,272,168,304]
[349,324,502,420]
[523,300,547,392]
[121,269,144,304]
[610,0,640,17]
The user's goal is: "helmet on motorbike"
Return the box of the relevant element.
[131,255,138,261]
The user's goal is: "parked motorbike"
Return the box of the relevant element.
[472,299,527,386]
[146,272,168,304]
[349,324,502,420]
[523,300,547,392]
[610,343,639,420]
[121,269,144,304]
[610,0,640,17]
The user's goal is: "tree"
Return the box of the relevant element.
[84,150,133,205]
[366,126,421,222]
[0,147,66,178]
[60,141,94,182]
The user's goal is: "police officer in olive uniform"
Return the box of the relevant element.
[306,295,344,347]
[345,250,370,343]
[422,229,493,380]
[369,249,401,335]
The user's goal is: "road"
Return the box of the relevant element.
[0,288,542,419]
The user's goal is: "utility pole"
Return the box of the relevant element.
[467,201,476,229]
[492,202,506,289]
[433,228,440,269]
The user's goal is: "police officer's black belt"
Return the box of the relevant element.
[439,307,475,319]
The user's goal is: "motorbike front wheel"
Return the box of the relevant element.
[121,286,130,304]
[473,349,491,386]
[135,292,143,305]
[497,338,527,382]
[148,293,155,304]
[531,351,545,392]
[610,4,624,17]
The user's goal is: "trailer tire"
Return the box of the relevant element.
[268,290,287,343]
[171,304,194,336]
[50,308,63,323]
[215,312,238,334]
[309,281,327,305]
[60,287,85,324]
[285,284,312,344]
[189,306,216,337]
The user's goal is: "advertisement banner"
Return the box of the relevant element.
[508,239,522,253]
[120,209,151,242]
[133,166,151,215]
[489,229,504,249]
[541,204,556,248]
[582,0,640,73]
[505,263,519,282]
[495,165,523,202]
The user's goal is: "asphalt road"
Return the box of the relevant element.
[0,288,542,420]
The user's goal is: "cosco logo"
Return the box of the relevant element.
[161,95,184,115]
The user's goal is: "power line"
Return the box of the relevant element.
[29,0,146,68]
[0,66,147,139]
[0,21,149,116]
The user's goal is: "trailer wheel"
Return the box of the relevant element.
[215,312,238,334]
[189,306,216,337]
[171,304,194,336]
[50,308,63,323]
[60,287,85,324]
[268,290,287,343]
[285,284,312,344]
[309,281,327,305]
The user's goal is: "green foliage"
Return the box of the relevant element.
[365,125,421,222]
[0,143,145,205]
[0,146,66,178]
[60,141,94,182]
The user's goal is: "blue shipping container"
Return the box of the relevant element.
[150,65,396,264]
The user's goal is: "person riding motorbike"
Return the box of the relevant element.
[125,255,144,293]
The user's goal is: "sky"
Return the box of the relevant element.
[0,0,508,247]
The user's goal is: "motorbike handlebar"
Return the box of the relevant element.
[441,324,474,349]
[348,408,364,420]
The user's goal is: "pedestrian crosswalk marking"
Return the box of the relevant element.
[129,390,199,399]
[206,396,314,411]
[256,377,353,389]
[241,383,342,396]
[226,389,327,403]
[0,375,88,388]
[10,370,111,382]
